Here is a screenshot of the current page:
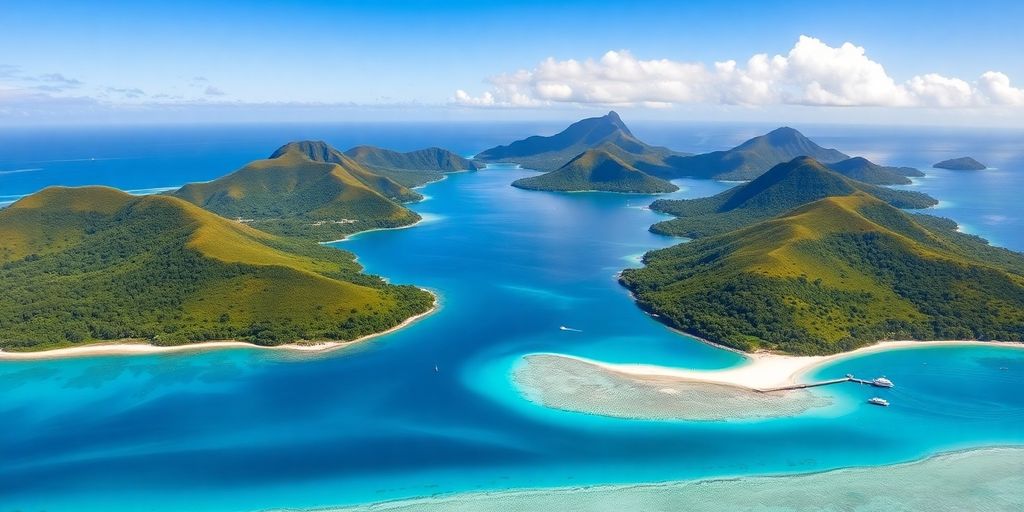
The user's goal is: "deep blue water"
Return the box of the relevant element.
[1,124,1023,511]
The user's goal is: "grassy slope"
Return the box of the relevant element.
[173,150,421,241]
[0,187,433,350]
[650,157,938,238]
[621,193,1024,355]
[511,149,679,193]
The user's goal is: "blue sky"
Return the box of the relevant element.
[1,0,1022,125]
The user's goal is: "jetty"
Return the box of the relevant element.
[758,374,891,393]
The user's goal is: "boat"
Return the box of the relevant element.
[868,397,889,407]
[872,377,894,388]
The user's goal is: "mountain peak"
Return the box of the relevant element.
[664,127,849,180]
[719,157,851,211]
[762,126,808,143]
[473,110,685,171]
[598,110,630,135]
[511,147,677,193]
[270,140,342,162]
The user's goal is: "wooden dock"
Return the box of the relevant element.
[758,375,880,393]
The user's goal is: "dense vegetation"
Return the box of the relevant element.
[621,193,1024,355]
[474,111,687,172]
[0,187,434,351]
[649,157,938,238]
[658,127,849,180]
[826,156,922,185]
[173,142,422,241]
[511,149,678,193]
[933,156,987,170]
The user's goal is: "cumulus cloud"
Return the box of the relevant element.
[454,36,1024,109]
[204,85,226,96]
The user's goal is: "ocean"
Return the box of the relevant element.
[1,122,1022,511]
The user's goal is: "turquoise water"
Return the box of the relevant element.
[1,125,1023,510]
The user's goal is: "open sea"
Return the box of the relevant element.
[1,122,1023,511]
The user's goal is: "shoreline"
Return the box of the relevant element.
[536,339,1023,391]
[0,289,439,361]
[319,213,441,244]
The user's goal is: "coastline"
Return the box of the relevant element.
[535,339,1024,391]
[319,213,441,244]
[0,289,439,361]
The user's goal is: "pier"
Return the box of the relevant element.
[758,375,888,393]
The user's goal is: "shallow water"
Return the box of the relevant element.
[1,124,1022,511]
[324,447,1024,512]
[514,354,831,421]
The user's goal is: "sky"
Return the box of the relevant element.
[1,0,1023,126]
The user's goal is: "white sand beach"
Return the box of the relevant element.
[544,340,1022,391]
[0,290,438,361]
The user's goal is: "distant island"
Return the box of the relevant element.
[659,127,845,181]
[934,156,987,170]
[511,149,678,193]
[474,111,687,173]
[826,156,923,185]
[0,187,434,351]
[656,126,924,183]
[345,145,482,187]
[621,156,1024,355]
[479,113,922,187]
[649,156,938,238]
[173,141,423,241]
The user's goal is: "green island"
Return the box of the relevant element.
[477,112,922,190]
[474,111,687,173]
[511,149,678,193]
[344,144,482,187]
[649,156,938,238]
[621,157,1024,355]
[0,186,434,351]
[658,127,849,180]
[826,156,923,185]
[933,156,987,170]
[173,141,422,241]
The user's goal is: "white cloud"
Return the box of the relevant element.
[977,71,1024,106]
[454,36,1024,109]
[204,85,226,96]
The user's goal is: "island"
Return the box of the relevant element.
[648,156,938,238]
[474,111,687,172]
[478,113,925,186]
[173,141,422,241]
[0,186,434,351]
[659,126,850,181]
[345,145,482,187]
[511,148,678,193]
[621,158,1024,355]
[826,156,923,185]
[933,156,987,170]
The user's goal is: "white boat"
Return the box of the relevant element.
[868,397,889,407]
[872,377,894,388]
